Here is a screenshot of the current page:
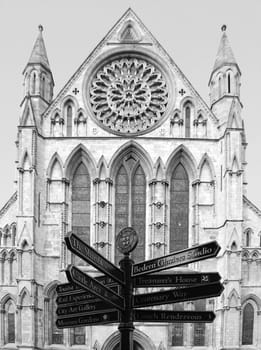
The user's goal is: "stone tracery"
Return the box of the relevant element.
[89,57,168,134]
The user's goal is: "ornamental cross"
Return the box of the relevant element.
[179,88,186,96]
[72,88,79,95]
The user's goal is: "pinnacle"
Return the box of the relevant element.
[212,25,238,72]
[27,24,50,70]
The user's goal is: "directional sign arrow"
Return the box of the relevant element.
[56,299,115,317]
[56,277,118,295]
[132,241,221,277]
[56,281,119,306]
[133,282,224,308]
[134,310,216,323]
[65,232,125,285]
[56,310,119,329]
[66,265,124,311]
[133,272,221,288]
[56,292,98,306]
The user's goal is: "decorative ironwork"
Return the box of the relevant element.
[90,57,168,134]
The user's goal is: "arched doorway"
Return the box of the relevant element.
[112,340,144,350]
[102,329,156,350]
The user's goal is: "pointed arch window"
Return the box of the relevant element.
[42,76,46,99]
[228,73,231,93]
[3,300,15,344]
[31,73,36,95]
[244,229,252,247]
[70,327,85,345]
[71,163,90,264]
[242,303,254,345]
[185,104,191,137]
[171,303,184,346]
[66,104,73,136]
[48,287,63,344]
[170,164,189,252]
[218,76,222,98]
[115,164,146,264]
[193,299,206,346]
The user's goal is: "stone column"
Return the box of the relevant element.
[149,179,168,258]
[93,178,101,247]
[192,179,200,245]
[16,305,22,345]
[105,177,113,261]
[18,168,24,213]
[0,257,4,284]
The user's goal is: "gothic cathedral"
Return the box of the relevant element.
[0,9,260,350]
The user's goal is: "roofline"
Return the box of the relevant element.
[243,195,261,217]
[0,192,17,219]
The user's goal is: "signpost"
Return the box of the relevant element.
[66,264,124,311]
[65,232,125,284]
[132,240,221,276]
[134,309,216,323]
[56,310,119,328]
[134,282,224,308]
[133,272,221,288]
[56,228,223,350]
[56,299,115,317]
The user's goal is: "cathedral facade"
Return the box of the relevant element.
[0,9,261,350]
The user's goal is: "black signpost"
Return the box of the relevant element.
[56,228,223,350]
[133,272,221,288]
[134,309,216,323]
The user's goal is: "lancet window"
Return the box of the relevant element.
[185,104,191,137]
[193,299,206,346]
[3,300,15,344]
[170,164,189,252]
[48,288,63,344]
[71,163,91,264]
[242,303,254,345]
[115,164,146,264]
[70,327,85,345]
[228,72,231,93]
[66,104,73,136]
[171,303,184,346]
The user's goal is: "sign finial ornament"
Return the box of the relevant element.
[116,227,138,254]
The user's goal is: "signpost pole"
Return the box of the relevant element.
[118,253,134,350]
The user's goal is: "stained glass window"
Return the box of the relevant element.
[71,327,85,345]
[4,301,15,344]
[67,105,72,136]
[72,163,90,265]
[49,289,63,344]
[185,105,191,137]
[171,303,184,346]
[170,164,189,252]
[193,299,206,346]
[242,303,254,345]
[115,164,146,264]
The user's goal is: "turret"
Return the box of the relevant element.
[22,25,54,110]
[209,25,241,114]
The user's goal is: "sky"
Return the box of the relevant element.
[0,0,260,209]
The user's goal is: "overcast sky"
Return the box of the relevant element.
[0,0,260,209]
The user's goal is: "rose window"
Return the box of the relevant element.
[89,58,168,134]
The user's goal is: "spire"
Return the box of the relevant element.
[22,25,54,108]
[27,25,50,71]
[212,25,239,73]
